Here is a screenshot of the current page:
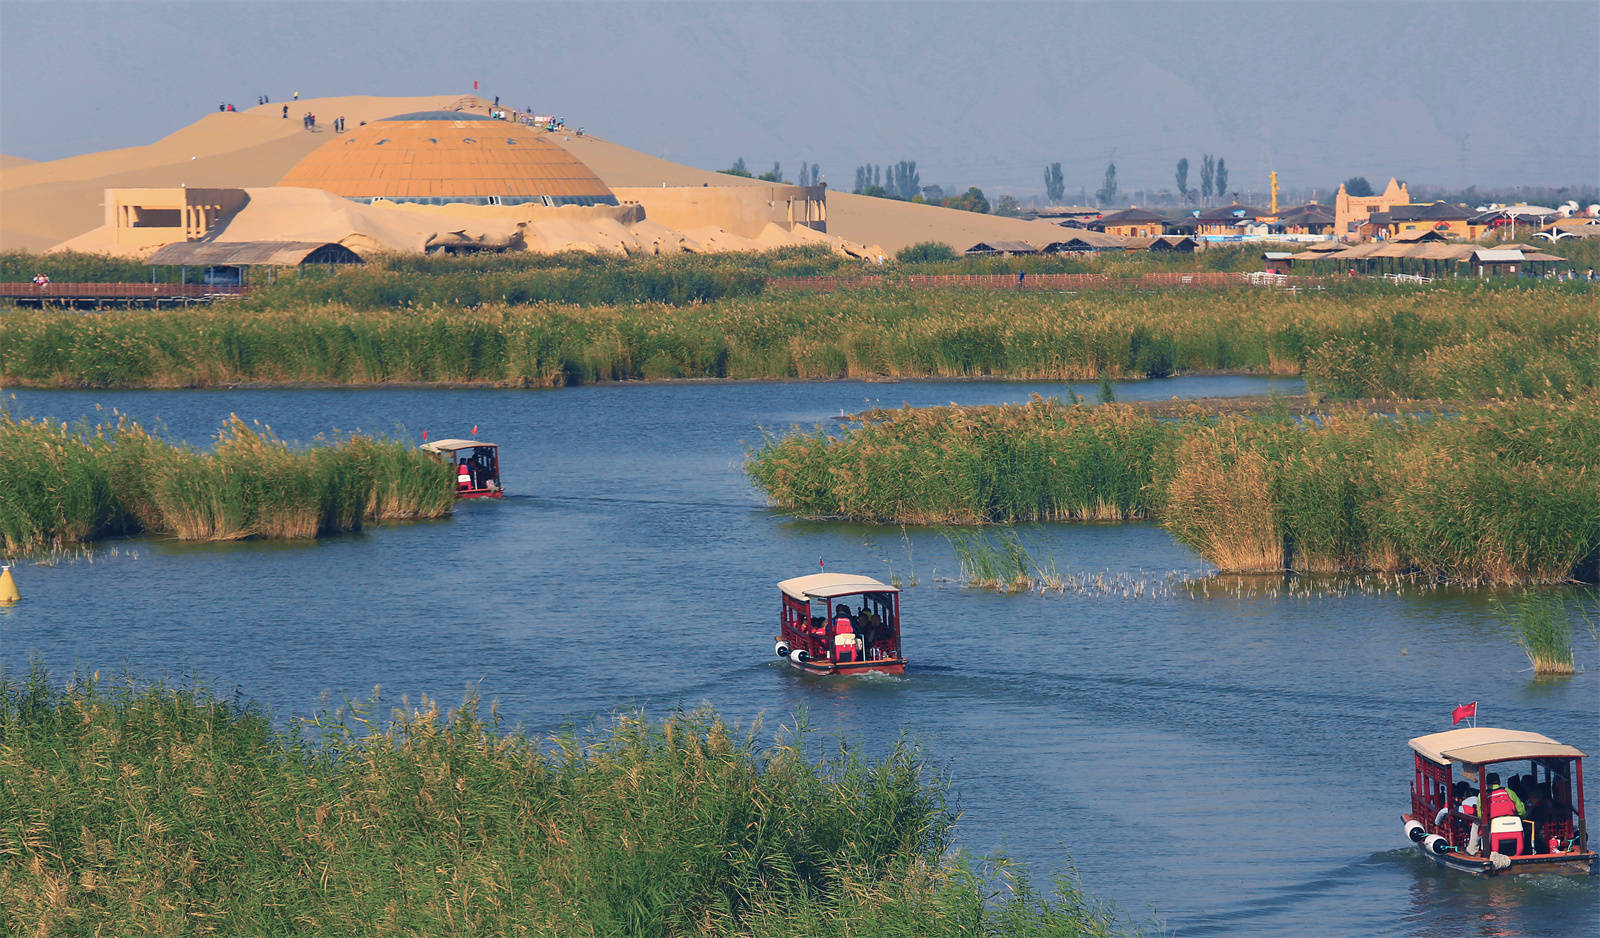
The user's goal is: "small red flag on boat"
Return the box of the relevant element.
[473,80,478,90]
[422,430,428,442]
[819,558,825,570]
[1452,702,1477,725]
[472,425,478,436]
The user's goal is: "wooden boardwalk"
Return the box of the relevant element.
[0,282,249,309]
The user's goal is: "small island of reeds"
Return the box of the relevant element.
[747,396,1600,585]
[0,412,454,555]
[0,669,1124,937]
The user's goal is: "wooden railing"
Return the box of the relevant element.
[0,282,250,299]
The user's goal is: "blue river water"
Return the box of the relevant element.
[3,375,1596,936]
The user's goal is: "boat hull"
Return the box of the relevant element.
[1412,843,1596,876]
[457,488,503,499]
[1402,815,1596,876]
[788,657,906,676]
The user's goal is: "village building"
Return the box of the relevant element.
[1091,208,1166,238]
[1379,202,1475,240]
[1334,177,1411,241]
[1265,203,1335,238]
[1194,203,1271,240]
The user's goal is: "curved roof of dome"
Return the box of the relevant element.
[276,118,616,206]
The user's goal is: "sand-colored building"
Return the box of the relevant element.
[1092,208,1166,238]
[1371,202,1474,240]
[105,188,249,249]
[1334,178,1411,241]
[1194,203,1270,239]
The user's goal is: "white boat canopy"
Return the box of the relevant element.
[421,439,499,454]
[1408,727,1586,767]
[778,573,899,602]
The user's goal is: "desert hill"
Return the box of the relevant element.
[1,93,1087,255]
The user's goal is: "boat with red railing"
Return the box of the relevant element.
[421,438,503,499]
[774,573,905,676]
[1403,726,1595,875]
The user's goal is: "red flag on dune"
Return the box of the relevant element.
[1452,702,1477,725]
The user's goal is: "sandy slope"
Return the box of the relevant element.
[2,92,1102,255]
[0,154,36,170]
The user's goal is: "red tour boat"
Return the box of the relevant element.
[774,573,905,676]
[421,439,503,499]
[1403,726,1595,875]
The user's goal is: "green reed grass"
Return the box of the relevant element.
[750,397,1600,585]
[0,412,453,554]
[2,282,1592,398]
[945,529,1036,592]
[749,396,1174,526]
[0,668,1124,937]
[1496,592,1578,675]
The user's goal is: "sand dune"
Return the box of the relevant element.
[2,92,1105,255]
[0,154,36,170]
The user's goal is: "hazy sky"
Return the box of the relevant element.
[3,1,1596,199]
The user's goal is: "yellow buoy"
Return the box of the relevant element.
[0,565,19,604]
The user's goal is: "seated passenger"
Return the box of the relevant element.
[1485,773,1526,818]
[1438,780,1474,826]
[857,608,880,655]
[832,604,857,663]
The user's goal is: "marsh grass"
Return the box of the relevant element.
[1497,592,1578,675]
[0,412,452,553]
[0,668,1124,937]
[3,282,1592,398]
[945,529,1038,592]
[751,398,1600,585]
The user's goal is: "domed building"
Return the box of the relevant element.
[276,111,618,207]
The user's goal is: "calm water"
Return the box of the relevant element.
[4,375,1596,936]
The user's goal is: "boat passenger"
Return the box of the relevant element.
[832,605,857,663]
[860,607,882,656]
[1485,774,1526,818]
[457,459,473,491]
[1437,781,1474,826]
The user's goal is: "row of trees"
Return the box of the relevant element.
[718,159,822,186]
[853,161,921,200]
[1042,155,1230,207]
[1173,154,1227,204]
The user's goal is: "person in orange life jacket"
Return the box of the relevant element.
[831,604,858,663]
[457,459,473,490]
[1485,773,1526,818]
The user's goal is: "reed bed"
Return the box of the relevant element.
[0,669,1123,937]
[1496,591,1580,675]
[1,284,1592,399]
[749,397,1600,585]
[751,396,1172,525]
[0,412,453,554]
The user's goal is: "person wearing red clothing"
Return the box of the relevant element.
[831,605,858,664]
